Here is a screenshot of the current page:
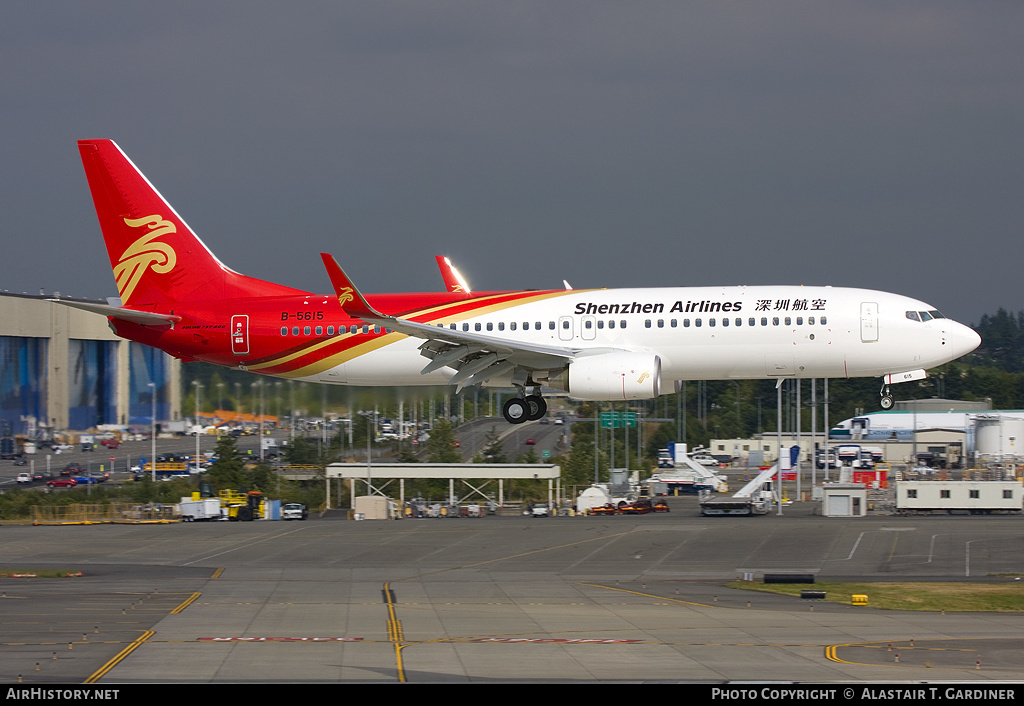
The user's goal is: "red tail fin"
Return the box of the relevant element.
[77,139,307,307]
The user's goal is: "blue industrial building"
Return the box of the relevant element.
[0,293,181,436]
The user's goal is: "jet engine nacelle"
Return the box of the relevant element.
[564,352,661,401]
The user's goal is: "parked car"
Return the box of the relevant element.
[528,503,550,517]
[47,478,77,488]
[282,503,308,521]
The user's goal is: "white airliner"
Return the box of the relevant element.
[830,409,1024,442]
[69,139,982,425]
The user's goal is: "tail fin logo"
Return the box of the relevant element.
[115,216,178,303]
[336,287,355,306]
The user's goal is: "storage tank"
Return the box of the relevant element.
[974,415,1024,458]
[576,486,614,514]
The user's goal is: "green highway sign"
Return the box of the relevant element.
[600,411,637,428]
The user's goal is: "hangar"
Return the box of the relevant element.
[0,293,181,435]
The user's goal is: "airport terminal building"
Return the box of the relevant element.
[0,293,181,436]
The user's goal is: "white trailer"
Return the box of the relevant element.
[179,497,224,521]
[896,481,1022,514]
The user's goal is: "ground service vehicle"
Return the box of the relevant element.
[619,499,653,514]
[219,490,265,521]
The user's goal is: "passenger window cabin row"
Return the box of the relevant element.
[280,315,830,337]
[644,316,828,328]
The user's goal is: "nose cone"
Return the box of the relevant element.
[950,321,982,359]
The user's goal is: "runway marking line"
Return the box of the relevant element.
[578,582,718,608]
[80,591,199,682]
[383,581,407,683]
[401,529,640,578]
[170,592,201,614]
[83,630,154,684]
[826,638,992,670]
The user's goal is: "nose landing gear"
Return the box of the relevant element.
[880,383,894,410]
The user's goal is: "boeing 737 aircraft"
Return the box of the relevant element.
[62,139,981,424]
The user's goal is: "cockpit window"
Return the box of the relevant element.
[907,310,945,322]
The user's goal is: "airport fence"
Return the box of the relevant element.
[31,503,178,525]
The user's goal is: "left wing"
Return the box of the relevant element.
[321,254,589,391]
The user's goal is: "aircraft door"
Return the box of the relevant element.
[581,316,596,341]
[558,316,574,341]
[231,315,249,355]
[860,302,878,343]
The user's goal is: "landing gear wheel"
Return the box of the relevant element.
[525,395,547,421]
[502,398,529,424]
[879,383,894,410]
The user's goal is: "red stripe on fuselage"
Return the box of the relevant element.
[132,288,578,374]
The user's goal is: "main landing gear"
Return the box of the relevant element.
[502,394,547,424]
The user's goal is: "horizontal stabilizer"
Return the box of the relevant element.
[48,299,180,326]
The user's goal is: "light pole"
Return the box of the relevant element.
[148,382,156,482]
[252,380,264,462]
[193,381,202,471]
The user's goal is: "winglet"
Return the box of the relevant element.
[436,255,472,294]
[320,253,385,322]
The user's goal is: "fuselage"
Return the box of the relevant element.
[114,284,980,392]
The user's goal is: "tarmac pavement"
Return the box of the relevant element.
[1,497,1023,684]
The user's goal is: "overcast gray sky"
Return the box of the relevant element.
[2,2,1021,325]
